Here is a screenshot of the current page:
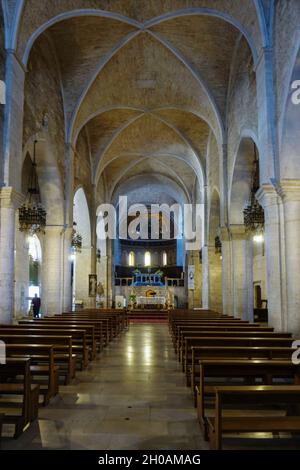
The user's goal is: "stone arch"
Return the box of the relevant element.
[208,188,222,312]
[73,187,92,307]
[279,40,300,179]
[229,136,259,225]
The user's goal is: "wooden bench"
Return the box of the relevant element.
[5,344,58,405]
[5,326,89,369]
[190,345,297,395]
[182,335,294,372]
[207,385,300,449]
[0,334,75,384]
[196,359,300,438]
[61,314,114,343]
[18,322,94,361]
[0,358,39,438]
[172,321,261,345]
[175,325,275,356]
[170,319,252,341]
[41,318,104,351]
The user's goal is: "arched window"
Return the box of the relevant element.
[128,251,135,267]
[162,251,167,266]
[28,234,42,262]
[144,251,151,267]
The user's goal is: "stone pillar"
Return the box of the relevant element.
[0,188,24,323]
[256,185,286,331]
[98,255,108,307]
[189,250,201,309]
[281,180,300,335]
[255,48,278,183]
[106,240,113,307]
[201,245,209,309]
[2,51,25,189]
[89,187,97,308]
[230,225,253,320]
[62,227,73,312]
[244,235,254,322]
[42,226,63,315]
[219,227,233,316]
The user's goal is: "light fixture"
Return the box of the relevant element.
[253,234,264,243]
[19,140,47,234]
[71,222,82,253]
[243,144,264,234]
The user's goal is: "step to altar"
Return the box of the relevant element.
[128,309,168,321]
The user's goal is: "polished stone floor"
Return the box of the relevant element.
[2,323,208,450]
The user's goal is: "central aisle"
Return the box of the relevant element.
[4,324,208,450]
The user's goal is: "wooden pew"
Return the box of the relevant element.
[190,345,297,395]
[170,319,252,341]
[25,318,101,353]
[0,358,39,438]
[6,326,89,369]
[5,344,58,405]
[207,385,300,450]
[60,314,113,343]
[0,334,75,384]
[196,359,300,438]
[18,322,94,361]
[64,309,127,337]
[182,334,293,372]
[59,315,110,346]
[175,325,275,355]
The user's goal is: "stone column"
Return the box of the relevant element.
[89,187,97,308]
[106,240,113,307]
[0,188,24,323]
[42,226,63,315]
[189,250,201,309]
[230,225,253,320]
[218,227,233,316]
[2,51,25,189]
[98,255,108,307]
[255,48,278,183]
[256,184,286,331]
[62,227,73,312]
[201,245,209,309]
[244,235,254,322]
[281,180,300,335]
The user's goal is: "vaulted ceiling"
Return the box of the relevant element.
[20,3,256,206]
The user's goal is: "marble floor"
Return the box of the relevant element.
[2,323,209,450]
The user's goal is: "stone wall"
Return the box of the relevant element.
[74,129,93,205]
[227,36,258,185]
[0,7,4,182]
[23,34,65,179]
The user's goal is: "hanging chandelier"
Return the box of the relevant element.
[243,145,264,233]
[71,222,82,253]
[19,140,47,234]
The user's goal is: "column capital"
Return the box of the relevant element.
[0,187,24,209]
[256,184,279,208]
[217,226,230,242]
[229,224,246,240]
[45,225,64,235]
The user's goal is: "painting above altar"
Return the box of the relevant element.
[133,269,164,287]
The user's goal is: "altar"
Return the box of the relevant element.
[128,269,172,309]
[136,295,166,308]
